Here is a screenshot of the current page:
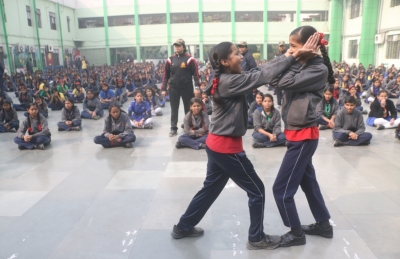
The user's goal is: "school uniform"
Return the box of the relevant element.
[93,113,136,148]
[86,83,100,97]
[248,101,262,126]
[146,96,163,116]
[0,108,19,132]
[39,90,52,103]
[127,101,153,128]
[362,86,381,103]
[333,108,372,146]
[316,98,339,126]
[14,114,51,150]
[273,57,331,230]
[48,93,65,110]
[24,102,48,118]
[178,111,209,150]
[71,88,86,102]
[126,82,136,96]
[57,106,82,131]
[57,84,70,97]
[99,89,116,109]
[115,86,128,104]
[81,97,104,119]
[13,92,33,111]
[367,98,400,128]
[385,80,400,98]
[252,109,286,147]
[176,54,296,243]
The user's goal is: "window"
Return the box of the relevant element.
[26,6,32,26]
[49,12,56,30]
[108,15,135,27]
[171,13,198,24]
[300,11,328,22]
[350,0,362,19]
[348,40,358,58]
[203,12,231,23]
[235,11,263,22]
[36,9,42,28]
[386,35,400,59]
[54,49,60,66]
[267,11,295,22]
[1,0,6,22]
[139,14,166,25]
[67,16,70,32]
[78,17,104,28]
[391,0,400,7]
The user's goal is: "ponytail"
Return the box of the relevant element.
[320,45,335,84]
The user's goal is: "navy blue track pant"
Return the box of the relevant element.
[333,132,372,146]
[177,147,265,242]
[273,139,330,228]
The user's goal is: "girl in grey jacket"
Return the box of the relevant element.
[0,100,19,132]
[81,90,103,120]
[316,86,339,130]
[171,41,318,249]
[57,98,82,131]
[252,94,286,148]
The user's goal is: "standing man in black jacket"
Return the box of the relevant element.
[162,38,200,137]
[238,41,257,106]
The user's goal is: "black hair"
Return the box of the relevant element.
[323,86,334,104]
[189,97,206,132]
[290,25,335,84]
[64,97,76,117]
[262,93,275,112]
[1,100,13,121]
[255,91,264,100]
[107,103,125,131]
[377,89,388,96]
[344,95,357,105]
[208,42,234,106]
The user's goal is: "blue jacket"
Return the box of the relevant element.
[128,101,151,121]
[99,89,115,100]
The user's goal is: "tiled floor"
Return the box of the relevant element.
[0,86,399,259]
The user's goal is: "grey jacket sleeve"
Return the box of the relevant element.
[183,113,195,137]
[11,110,19,124]
[118,115,133,138]
[333,111,350,134]
[253,109,263,132]
[332,101,339,116]
[61,108,68,122]
[16,120,28,138]
[248,102,257,118]
[72,107,81,123]
[277,58,328,92]
[195,112,210,136]
[316,101,324,117]
[83,100,89,112]
[95,99,102,113]
[273,111,282,135]
[220,55,295,98]
[355,112,366,135]
[103,116,111,138]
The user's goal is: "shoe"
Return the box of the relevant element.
[279,232,306,247]
[362,110,368,114]
[246,233,281,250]
[175,142,185,149]
[181,123,184,129]
[75,126,82,131]
[318,125,328,130]
[171,224,204,239]
[199,143,207,149]
[302,223,333,238]
[124,142,133,148]
[247,124,254,129]
[169,130,177,137]
[37,144,45,150]
[334,139,343,147]
[376,124,384,130]
[252,141,266,148]
[93,115,100,120]
[144,124,153,129]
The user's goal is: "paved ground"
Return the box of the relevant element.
[0,86,399,259]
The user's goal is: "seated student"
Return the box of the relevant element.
[0,91,13,106]
[353,78,364,97]
[115,79,128,105]
[385,74,400,98]
[176,97,209,150]
[57,98,82,131]
[56,79,69,97]
[48,88,65,111]
[252,94,286,148]
[81,89,103,120]
[248,91,264,129]
[333,96,372,147]
[128,90,153,129]
[87,77,100,97]
[362,78,382,103]
[145,87,162,116]
[126,78,136,97]
[339,74,352,91]
[396,95,400,112]
[13,85,33,111]
[342,85,368,114]
[332,79,343,105]
[93,103,136,148]
[0,100,19,133]
[367,90,400,130]
[316,86,339,130]
[14,103,51,150]
[201,91,212,115]
[151,84,164,107]
[39,83,52,103]
[71,81,85,103]
[99,82,116,110]
[24,95,49,118]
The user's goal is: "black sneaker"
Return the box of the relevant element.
[124,143,133,148]
[376,124,384,130]
[246,233,281,250]
[252,141,266,148]
[362,110,368,114]
[199,143,207,149]
[302,223,333,238]
[169,130,177,137]
[175,142,185,149]
[279,232,306,247]
[318,125,328,130]
[181,124,184,129]
[333,139,343,147]
[247,124,254,129]
[171,224,204,239]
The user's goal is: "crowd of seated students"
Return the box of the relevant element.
[1,58,400,151]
